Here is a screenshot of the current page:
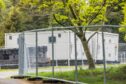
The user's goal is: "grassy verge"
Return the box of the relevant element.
[36,65,126,84]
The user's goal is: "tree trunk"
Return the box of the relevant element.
[80,37,95,69]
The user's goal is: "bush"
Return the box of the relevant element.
[108,65,126,80]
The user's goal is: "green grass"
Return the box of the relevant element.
[35,65,126,84]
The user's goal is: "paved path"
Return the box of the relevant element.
[0,70,18,78]
[0,79,32,84]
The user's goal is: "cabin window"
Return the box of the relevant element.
[58,33,61,38]
[9,36,12,40]
[108,53,111,57]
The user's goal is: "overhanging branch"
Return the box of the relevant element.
[87,31,98,43]
[87,28,100,43]
[69,5,78,20]
[85,0,106,31]
[53,14,66,26]
[105,3,119,17]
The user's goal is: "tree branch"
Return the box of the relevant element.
[105,3,119,17]
[85,0,106,31]
[53,14,66,26]
[53,11,79,34]
[87,27,100,43]
[69,5,78,19]
[88,7,103,25]
[62,0,66,7]
[87,31,98,43]
[68,16,74,26]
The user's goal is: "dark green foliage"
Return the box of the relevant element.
[107,66,126,80]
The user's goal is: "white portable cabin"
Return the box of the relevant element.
[5,31,119,64]
[5,33,20,48]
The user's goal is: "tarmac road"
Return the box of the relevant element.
[0,79,32,84]
[0,70,18,78]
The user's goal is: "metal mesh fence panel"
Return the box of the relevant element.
[18,25,126,84]
[23,32,36,76]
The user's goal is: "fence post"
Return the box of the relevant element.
[74,32,78,83]
[52,27,55,78]
[19,32,25,75]
[35,31,38,76]
[102,27,107,84]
